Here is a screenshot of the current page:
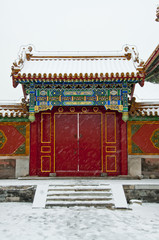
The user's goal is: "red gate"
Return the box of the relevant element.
[29,107,127,177]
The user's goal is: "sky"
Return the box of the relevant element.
[0,0,158,102]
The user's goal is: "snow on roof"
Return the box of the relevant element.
[12,45,144,79]
[0,104,28,118]
[20,57,138,77]
[134,82,159,102]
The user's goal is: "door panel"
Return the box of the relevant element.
[41,113,51,143]
[105,112,121,175]
[38,112,52,175]
[55,114,78,171]
[79,114,101,171]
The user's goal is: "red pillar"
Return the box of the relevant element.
[29,116,38,176]
[120,119,128,175]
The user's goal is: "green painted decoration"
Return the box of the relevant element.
[0,117,29,122]
[151,129,159,150]
[131,124,143,136]
[14,143,26,154]
[0,130,7,149]
[15,125,26,137]
[132,141,143,153]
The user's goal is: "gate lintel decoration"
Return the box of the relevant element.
[26,84,131,122]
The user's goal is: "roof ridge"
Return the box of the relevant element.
[144,44,159,70]
[29,56,127,60]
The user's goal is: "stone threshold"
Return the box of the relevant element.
[18,175,142,180]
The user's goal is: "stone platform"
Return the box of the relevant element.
[0,178,159,204]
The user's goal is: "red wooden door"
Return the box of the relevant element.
[55,113,101,176]
[55,114,78,172]
[79,114,101,172]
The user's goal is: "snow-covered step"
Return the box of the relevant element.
[45,183,115,208]
[48,186,111,191]
[45,200,114,208]
[32,182,128,209]
[48,184,110,188]
[47,191,112,196]
[48,184,110,187]
[46,196,113,201]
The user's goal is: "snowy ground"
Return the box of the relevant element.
[0,202,159,240]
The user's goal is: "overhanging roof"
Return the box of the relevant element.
[0,103,28,118]
[144,44,159,83]
[11,45,144,87]
[129,98,159,117]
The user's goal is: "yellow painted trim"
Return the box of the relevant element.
[127,122,132,154]
[58,107,64,113]
[31,54,126,59]
[82,107,87,113]
[25,123,30,155]
[106,146,116,153]
[41,155,51,172]
[41,112,51,143]
[41,146,51,153]
[70,107,75,112]
[105,112,116,144]
[106,155,116,172]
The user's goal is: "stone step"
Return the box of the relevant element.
[46,183,115,208]
[48,187,111,192]
[46,196,113,201]
[48,184,110,187]
[47,191,112,196]
[49,184,110,188]
[32,182,128,209]
[45,200,114,208]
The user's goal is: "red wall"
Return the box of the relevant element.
[128,121,159,155]
[0,122,29,156]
